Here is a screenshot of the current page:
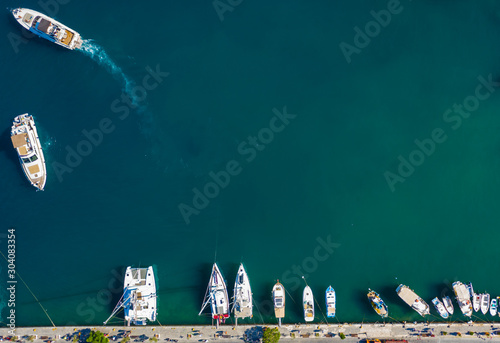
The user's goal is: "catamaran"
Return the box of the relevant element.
[303,286,314,322]
[452,281,473,317]
[199,263,229,327]
[490,298,497,316]
[232,263,252,324]
[396,284,430,316]
[325,286,336,318]
[104,266,157,326]
[11,8,82,50]
[432,297,449,319]
[272,281,285,326]
[443,296,454,315]
[367,289,388,318]
[11,114,46,190]
[473,293,481,312]
[481,293,490,315]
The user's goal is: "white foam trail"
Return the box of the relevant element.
[77,39,145,112]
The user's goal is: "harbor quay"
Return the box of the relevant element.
[4,323,500,343]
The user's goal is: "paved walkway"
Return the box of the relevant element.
[3,323,500,343]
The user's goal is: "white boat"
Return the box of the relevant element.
[432,297,449,319]
[232,263,252,322]
[11,114,46,190]
[303,286,314,322]
[199,263,229,326]
[11,8,83,50]
[396,284,430,316]
[325,286,336,318]
[497,297,500,317]
[272,281,285,322]
[473,293,481,312]
[467,282,474,298]
[452,281,473,317]
[481,293,490,315]
[104,266,157,326]
[490,298,497,316]
[443,296,454,315]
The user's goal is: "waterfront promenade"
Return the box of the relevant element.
[4,323,500,343]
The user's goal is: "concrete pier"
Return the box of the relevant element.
[3,322,500,343]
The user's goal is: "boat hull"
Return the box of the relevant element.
[303,286,314,322]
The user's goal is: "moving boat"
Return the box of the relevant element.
[443,296,454,315]
[199,263,229,326]
[303,286,314,322]
[11,8,82,50]
[367,289,388,318]
[232,263,252,323]
[481,293,490,315]
[473,293,481,312]
[490,298,497,316]
[396,284,430,316]
[104,266,157,326]
[272,281,285,326]
[11,114,46,190]
[325,286,336,318]
[452,281,472,317]
[432,297,449,319]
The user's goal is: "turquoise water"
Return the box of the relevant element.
[2,0,500,327]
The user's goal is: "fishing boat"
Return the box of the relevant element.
[473,293,481,312]
[443,296,454,315]
[272,281,285,326]
[104,266,157,326]
[432,297,449,319]
[452,281,472,317]
[467,282,474,298]
[303,286,314,322]
[396,284,430,316]
[367,289,388,318]
[232,263,252,323]
[481,293,490,315]
[11,8,82,50]
[325,286,336,318]
[11,114,46,190]
[490,298,497,316]
[199,263,229,327]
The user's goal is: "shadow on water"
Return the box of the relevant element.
[0,127,19,166]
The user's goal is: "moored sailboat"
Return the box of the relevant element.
[232,263,253,324]
[272,281,285,326]
[432,297,449,319]
[199,263,229,327]
[367,289,388,318]
[325,286,336,318]
[303,286,314,322]
[11,113,46,190]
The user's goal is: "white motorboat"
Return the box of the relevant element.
[443,296,454,315]
[490,298,497,316]
[325,286,336,318]
[303,286,314,322]
[452,281,473,317]
[481,293,491,315]
[272,280,285,326]
[396,284,430,316]
[432,297,449,319]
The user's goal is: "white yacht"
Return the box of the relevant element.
[303,286,314,322]
[104,266,157,326]
[272,281,285,326]
[11,8,82,50]
[396,284,430,316]
[481,293,490,315]
[452,281,473,317]
[325,286,336,318]
[432,297,449,319]
[11,114,46,190]
[443,296,454,315]
[232,263,253,323]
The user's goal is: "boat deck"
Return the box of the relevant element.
[234,307,252,318]
[275,307,285,318]
[61,29,74,45]
[397,287,418,306]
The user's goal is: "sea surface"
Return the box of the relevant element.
[2,0,500,327]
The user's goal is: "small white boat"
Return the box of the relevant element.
[303,286,314,322]
[199,263,229,326]
[272,280,285,326]
[11,8,82,50]
[467,282,474,298]
[443,296,454,315]
[473,293,481,312]
[104,266,157,326]
[11,114,46,190]
[325,286,336,318]
[232,263,253,322]
[491,298,498,316]
[481,293,490,315]
[432,297,449,319]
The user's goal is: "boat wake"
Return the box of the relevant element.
[77,39,145,113]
